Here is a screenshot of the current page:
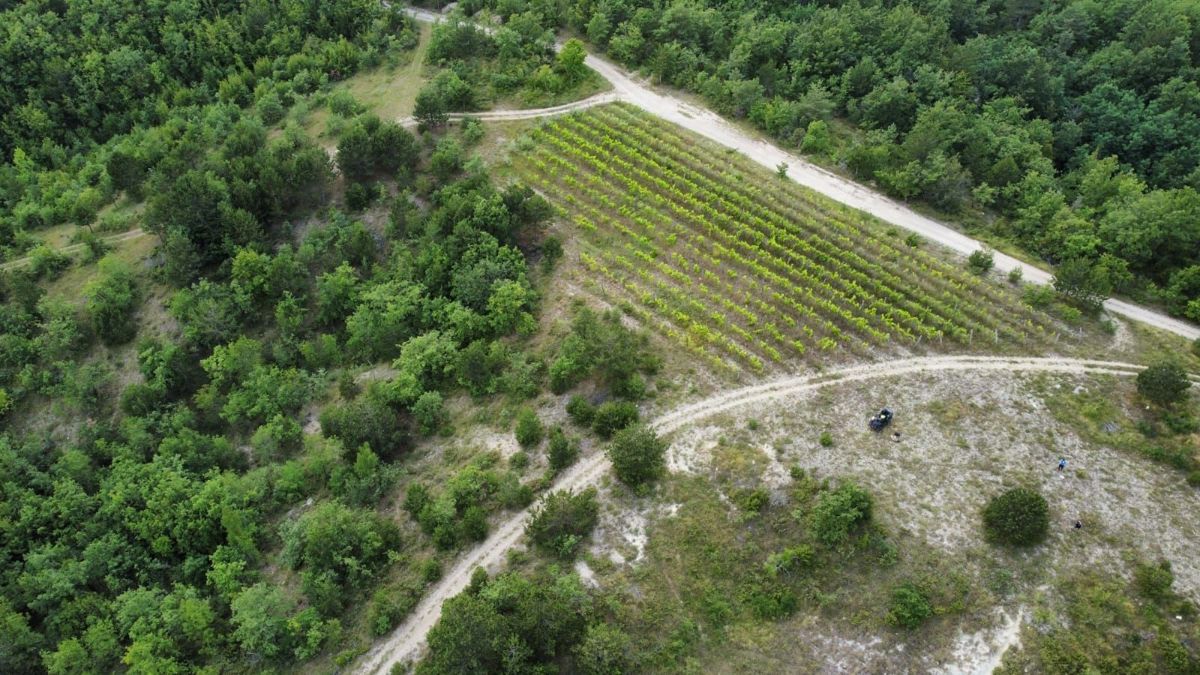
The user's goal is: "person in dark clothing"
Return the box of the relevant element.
[1058,458,1067,471]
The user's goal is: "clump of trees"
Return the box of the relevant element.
[419,569,633,675]
[982,487,1049,546]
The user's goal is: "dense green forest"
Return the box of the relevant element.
[0,1,664,671]
[467,0,1200,321]
[0,0,413,256]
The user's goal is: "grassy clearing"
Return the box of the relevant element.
[516,103,1055,375]
[299,23,434,149]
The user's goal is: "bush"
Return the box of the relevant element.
[809,482,873,546]
[887,583,933,629]
[1188,471,1200,488]
[1192,337,1200,358]
[904,233,921,248]
[982,487,1049,546]
[763,545,813,579]
[525,488,600,559]
[1134,560,1175,603]
[85,256,141,345]
[412,391,446,436]
[1136,361,1192,407]
[592,400,639,438]
[1022,284,1055,308]
[607,425,666,488]
[547,426,580,471]
[344,181,373,211]
[732,487,769,516]
[514,407,544,448]
[566,395,595,426]
[966,248,994,275]
[251,414,304,463]
[1008,267,1023,284]
[818,431,833,447]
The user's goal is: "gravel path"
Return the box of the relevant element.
[355,355,1156,674]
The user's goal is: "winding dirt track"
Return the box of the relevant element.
[0,228,147,271]
[356,355,1157,674]
[401,7,1200,342]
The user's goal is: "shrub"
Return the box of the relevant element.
[566,395,595,426]
[809,482,873,546]
[1008,267,1023,284]
[966,248,994,275]
[904,233,921,248]
[412,391,446,436]
[525,488,600,558]
[1022,284,1055,308]
[592,400,638,438]
[732,487,769,516]
[514,408,544,448]
[1192,337,1200,358]
[982,487,1049,546]
[85,256,140,345]
[251,414,304,463]
[1188,471,1200,488]
[818,431,833,447]
[763,545,813,579]
[1136,361,1191,407]
[1134,560,1175,603]
[547,426,580,471]
[344,181,373,211]
[607,425,666,488]
[887,584,933,629]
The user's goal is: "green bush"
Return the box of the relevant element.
[85,256,141,345]
[607,425,666,488]
[592,400,639,438]
[809,482,873,546]
[966,248,994,275]
[887,583,933,629]
[982,487,1049,546]
[1187,471,1200,488]
[514,407,544,448]
[548,426,580,471]
[1022,284,1055,308]
[732,487,769,516]
[1192,337,1200,357]
[525,488,600,558]
[1134,560,1175,603]
[566,395,595,426]
[818,431,833,447]
[412,391,446,436]
[1136,361,1192,407]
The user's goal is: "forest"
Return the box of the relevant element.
[466,0,1200,321]
[0,0,660,671]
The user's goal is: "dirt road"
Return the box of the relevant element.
[356,355,1157,674]
[402,7,1200,342]
[0,228,148,271]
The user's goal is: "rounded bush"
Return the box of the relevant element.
[982,487,1049,546]
[887,583,932,629]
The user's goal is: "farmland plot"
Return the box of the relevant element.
[517,103,1048,373]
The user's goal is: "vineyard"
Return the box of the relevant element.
[516,103,1049,373]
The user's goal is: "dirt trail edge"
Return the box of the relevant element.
[402,7,1199,342]
[356,355,1156,674]
[1,228,147,271]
